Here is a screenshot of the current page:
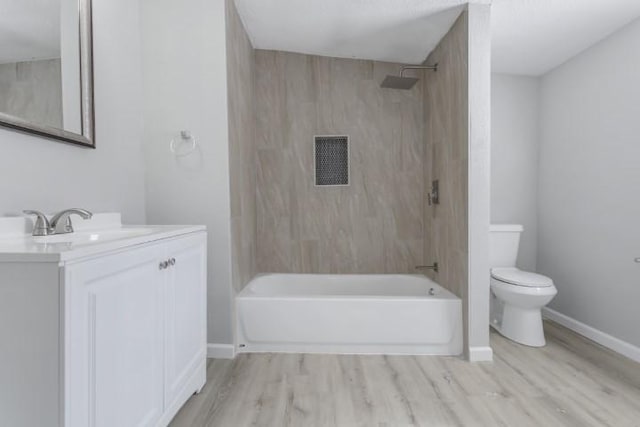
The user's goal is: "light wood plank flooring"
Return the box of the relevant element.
[170,321,640,426]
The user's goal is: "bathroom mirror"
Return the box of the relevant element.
[0,0,95,148]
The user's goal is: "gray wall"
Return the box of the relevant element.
[254,50,424,274]
[227,0,257,291]
[0,0,146,224]
[491,74,540,272]
[140,0,234,347]
[0,59,63,128]
[538,18,640,348]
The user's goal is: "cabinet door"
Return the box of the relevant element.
[164,232,207,410]
[65,244,165,427]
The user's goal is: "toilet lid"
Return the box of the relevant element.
[491,268,554,288]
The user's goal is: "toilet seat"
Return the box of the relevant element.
[491,268,553,288]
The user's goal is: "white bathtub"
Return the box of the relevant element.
[236,274,463,355]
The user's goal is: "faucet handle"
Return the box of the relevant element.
[23,210,52,236]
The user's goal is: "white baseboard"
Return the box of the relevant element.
[468,346,493,362]
[207,343,236,359]
[543,307,640,364]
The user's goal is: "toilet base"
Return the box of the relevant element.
[492,305,546,347]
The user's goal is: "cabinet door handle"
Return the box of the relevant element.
[159,258,176,270]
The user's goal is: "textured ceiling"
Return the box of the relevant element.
[0,0,60,64]
[233,0,487,65]
[236,0,640,75]
[492,0,640,75]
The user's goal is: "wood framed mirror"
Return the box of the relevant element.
[0,0,95,148]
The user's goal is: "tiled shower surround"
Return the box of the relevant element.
[226,8,470,287]
[255,51,425,273]
[226,0,257,290]
[423,12,469,300]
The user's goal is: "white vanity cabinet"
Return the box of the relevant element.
[0,219,207,427]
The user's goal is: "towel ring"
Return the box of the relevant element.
[170,130,197,156]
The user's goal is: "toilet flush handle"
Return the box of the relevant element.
[635,258,640,263]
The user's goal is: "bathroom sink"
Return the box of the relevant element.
[0,213,206,262]
[31,227,154,245]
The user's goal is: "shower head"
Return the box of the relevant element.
[380,75,420,90]
[380,63,438,90]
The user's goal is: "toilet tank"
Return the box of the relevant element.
[489,224,524,268]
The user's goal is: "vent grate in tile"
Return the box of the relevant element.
[314,136,349,186]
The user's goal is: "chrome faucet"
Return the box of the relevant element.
[24,208,93,236]
[50,208,93,234]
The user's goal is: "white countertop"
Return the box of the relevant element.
[0,213,206,263]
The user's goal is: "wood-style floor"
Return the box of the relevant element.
[170,321,640,427]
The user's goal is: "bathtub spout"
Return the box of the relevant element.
[416,263,439,273]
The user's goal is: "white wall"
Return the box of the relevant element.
[538,18,640,348]
[0,0,146,224]
[491,74,539,271]
[467,3,493,362]
[140,0,234,347]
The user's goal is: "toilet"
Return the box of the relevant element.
[489,224,557,347]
